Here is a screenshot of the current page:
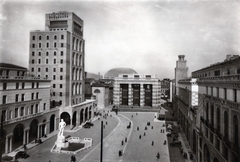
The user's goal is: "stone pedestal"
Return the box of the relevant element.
[55,136,69,148]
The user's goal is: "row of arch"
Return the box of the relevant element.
[72,53,82,66]
[72,37,83,52]
[72,82,82,95]
[205,102,239,145]
[2,115,56,154]
[72,68,83,80]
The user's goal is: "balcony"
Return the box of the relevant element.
[198,74,240,81]
[3,112,43,125]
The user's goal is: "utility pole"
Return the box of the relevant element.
[100,121,103,162]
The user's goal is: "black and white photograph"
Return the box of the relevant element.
[0,0,239,162]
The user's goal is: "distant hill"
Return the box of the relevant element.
[86,72,103,80]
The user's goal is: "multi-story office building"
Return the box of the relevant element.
[192,55,240,162]
[0,63,59,153]
[113,74,161,108]
[28,12,97,129]
[160,78,171,99]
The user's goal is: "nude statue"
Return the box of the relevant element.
[58,119,66,137]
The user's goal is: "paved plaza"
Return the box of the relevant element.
[16,110,172,162]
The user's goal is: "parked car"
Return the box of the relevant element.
[15,151,29,159]
[86,122,94,126]
[83,123,91,128]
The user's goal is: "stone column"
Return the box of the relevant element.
[23,130,26,144]
[140,84,144,107]
[70,118,73,128]
[9,136,12,152]
[128,84,132,106]
[26,130,29,144]
[37,125,41,139]
[76,112,80,125]
[5,137,8,153]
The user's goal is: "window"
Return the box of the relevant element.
[46,51,49,56]
[211,87,213,96]
[60,76,63,80]
[46,35,49,40]
[146,75,151,78]
[54,35,57,40]
[233,89,237,102]
[53,84,56,88]
[15,108,18,118]
[216,87,219,97]
[39,36,42,40]
[53,92,55,96]
[32,36,35,40]
[54,59,56,64]
[60,59,63,64]
[31,105,34,114]
[46,68,48,72]
[61,43,64,47]
[46,42,49,48]
[39,43,41,48]
[60,84,63,88]
[20,107,24,116]
[61,35,64,39]
[54,42,57,47]
[2,95,7,104]
[37,82,39,88]
[21,94,25,101]
[32,44,35,48]
[224,88,227,100]
[60,68,63,72]
[53,75,56,80]
[38,68,41,72]
[16,83,19,89]
[22,83,25,89]
[38,52,41,56]
[53,68,56,72]
[43,103,46,110]
[45,75,48,78]
[32,82,34,88]
[46,59,48,64]
[36,92,39,99]
[60,92,62,96]
[32,60,35,64]
[32,51,35,56]
[38,59,41,64]
[54,51,57,56]
[61,51,63,56]
[15,94,19,102]
[3,83,7,90]
[31,93,34,100]
[35,104,38,113]
[31,68,34,72]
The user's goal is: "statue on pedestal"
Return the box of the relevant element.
[58,119,66,138]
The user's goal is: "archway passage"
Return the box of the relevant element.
[1,130,7,154]
[60,112,70,125]
[89,107,92,119]
[85,108,88,122]
[13,124,24,151]
[72,111,77,127]
[29,119,39,142]
[203,144,210,162]
[50,114,55,133]
[41,120,46,137]
[80,109,84,124]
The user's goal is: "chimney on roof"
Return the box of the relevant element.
[178,55,185,61]
[226,54,232,61]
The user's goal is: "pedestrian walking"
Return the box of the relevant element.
[152,141,154,146]
[163,129,165,133]
[122,140,124,145]
[139,135,141,139]
[156,152,160,159]
[144,132,146,136]
[160,129,162,133]
[137,127,139,131]
[145,126,147,130]
[71,155,76,162]
[151,126,153,129]
[125,137,127,142]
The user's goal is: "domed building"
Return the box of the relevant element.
[104,68,138,79]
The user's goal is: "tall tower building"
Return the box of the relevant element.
[29,12,85,108]
[174,55,188,95]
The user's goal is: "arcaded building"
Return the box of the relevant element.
[192,55,240,162]
[28,12,97,129]
[0,63,59,153]
[113,74,161,108]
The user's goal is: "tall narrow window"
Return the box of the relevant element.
[2,95,7,104]
[21,94,25,101]
[3,83,7,90]
[39,43,41,48]
[15,94,19,102]
[16,83,19,89]
[233,89,237,102]
[224,88,227,100]
[216,87,219,98]
[32,36,35,40]
[22,83,25,89]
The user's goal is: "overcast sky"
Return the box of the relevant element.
[1,0,240,79]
